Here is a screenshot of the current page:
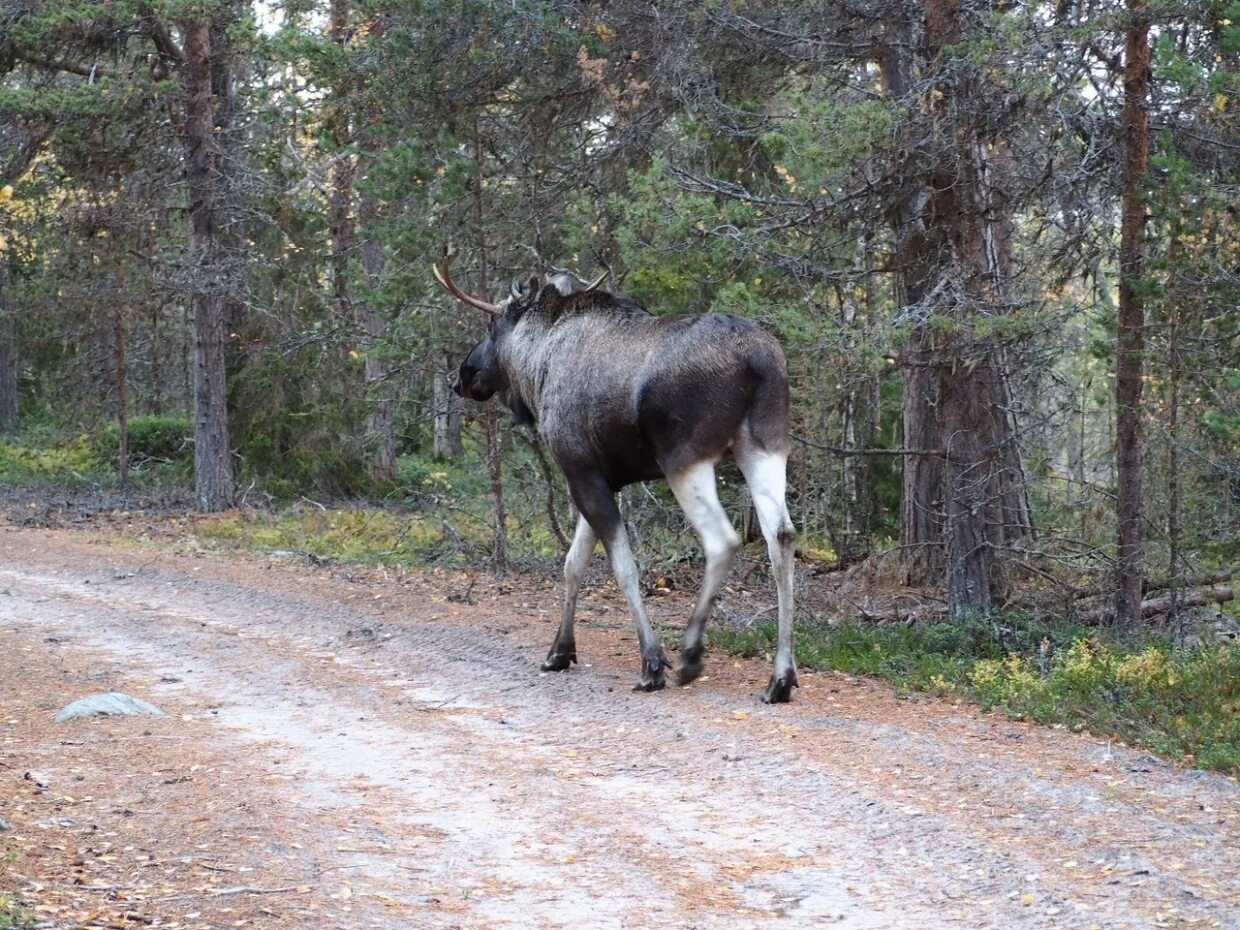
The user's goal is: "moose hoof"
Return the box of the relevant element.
[633,653,671,692]
[540,649,577,672]
[677,646,705,686]
[761,670,799,704]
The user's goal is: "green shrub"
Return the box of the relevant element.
[713,616,1240,774]
[93,415,193,467]
[0,434,97,482]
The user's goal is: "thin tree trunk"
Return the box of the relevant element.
[359,189,396,480]
[356,12,396,482]
[880,23,947,587]
[1167,305,1181,630]
[474,118,507,572]
[1115,0,1151,627]
[941,365,993,617]
[328,0,355,341]
[182,21,235,511]
[0,257,17,433]
[114,297,129,489]
[432,348,463,460]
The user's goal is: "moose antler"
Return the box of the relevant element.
[432,248,501,316]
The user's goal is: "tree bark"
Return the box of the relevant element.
[114,298,129,489]
[182,21,235,511]
[328,0,355,338]
[356,11,396,482]
[1115,0,1151,627]
[887,0,1034,611]
[432,348,463,460]
[359,190,396,480]
[473,118,507,572]
[880,20,948,586]
[0,257,17,433]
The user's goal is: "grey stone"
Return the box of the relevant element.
[54,692,166,723]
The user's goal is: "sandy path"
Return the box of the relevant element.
[0,526,1236,930]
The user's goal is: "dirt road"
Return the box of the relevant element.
[0,525,1236,930]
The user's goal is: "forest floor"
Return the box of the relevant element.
[0,520,1238,930]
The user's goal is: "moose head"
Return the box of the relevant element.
[433,251,604,407]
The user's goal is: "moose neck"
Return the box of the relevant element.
[498,310,558,422]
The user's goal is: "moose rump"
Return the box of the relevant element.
[439,256,798,703]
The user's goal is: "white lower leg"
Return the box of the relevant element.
[550,515,596,658]
[668,462,739,657]
[738,449,798,691]
[604,527,665,672]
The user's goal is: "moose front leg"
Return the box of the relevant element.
[542,514,597,672]
[571,478,670,691]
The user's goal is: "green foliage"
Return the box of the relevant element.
[0,898,32,930]
[0,851,34,929]
[92,415,193,468]
[194,506,456,566]
[969,639,1240,770]
[713,617,1240,773]
[0,434,97,484]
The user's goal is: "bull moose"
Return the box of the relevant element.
[435,255,798,703]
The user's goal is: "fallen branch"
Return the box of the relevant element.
[155,885,306,902]
[1078,585,1234,623]
[1066,569,1233,602]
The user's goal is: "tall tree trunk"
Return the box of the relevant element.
[182,21,235,511]
[359,188,396,480]
[0,257,17,433]
[838,263,873,563]
[1115,0,1151,627]
[208,20,247,340]
[114,283,129,489]
[888,0,1034,611]
[880,21,948,586]
[474,119,507,573]
[356,11,396,482]
[432,348,463,461]
[328,0,355,339]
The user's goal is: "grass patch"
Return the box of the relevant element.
[713,616,1240,774]
[0,898,32,930]
[193,507,475,566]
[0,434,98,484]
[0,852,33,930]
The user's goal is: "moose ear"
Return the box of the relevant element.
[545,272,573,296]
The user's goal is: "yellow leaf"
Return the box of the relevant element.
[0,184,12,202]
[732,710,749,720]
[1214,93,1228,113]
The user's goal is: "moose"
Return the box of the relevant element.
[435,254,798,703]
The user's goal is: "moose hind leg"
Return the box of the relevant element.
[667,461,739,685]
[736,444,798,703]
[571,478,670,691]
[542,514,597,672]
